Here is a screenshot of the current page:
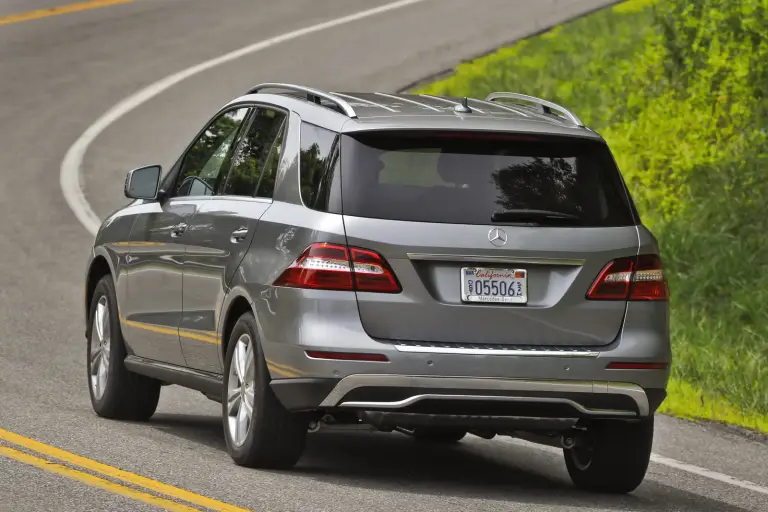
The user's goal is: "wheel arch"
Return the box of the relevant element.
[85,252,115,336]
[219,293,256,366]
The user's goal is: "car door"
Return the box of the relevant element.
[122,106,249,366]
[179,105,288,373]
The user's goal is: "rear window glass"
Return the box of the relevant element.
[339,131,636,227]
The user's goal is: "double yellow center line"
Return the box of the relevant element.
[0,428,250,511]
[0,0,133,26]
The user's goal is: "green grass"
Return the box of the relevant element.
[415,0,768,433]
[661,378,768,433]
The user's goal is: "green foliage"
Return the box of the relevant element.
[660,378,768,434]
[416,0,768,422]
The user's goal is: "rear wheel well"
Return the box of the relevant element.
[85,256,112,334]
[221,296,254,358]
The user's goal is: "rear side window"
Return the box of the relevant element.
[255,120,286,199]
[223,107,286,198]
[299,122,339,211]
[339,131,636,227]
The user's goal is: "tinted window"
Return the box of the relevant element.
[223,107,286,197]
[175,108,248,197]
[339,131,636,227]
[299,122,338,211]
[255,118,286,198]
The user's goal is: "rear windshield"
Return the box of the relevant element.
[339,131,637,227]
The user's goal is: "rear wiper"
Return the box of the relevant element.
[491,209,583,225]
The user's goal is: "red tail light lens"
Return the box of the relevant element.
[273,243,354,290]
[273,243,402,293]
[586,254,668,301]
[630,254,669,300]
[349,247,401,293]
[586,258,634,300]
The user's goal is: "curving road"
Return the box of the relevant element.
[0,1,767,510]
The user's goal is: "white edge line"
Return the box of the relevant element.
[649,453,768,496]
[504,438,768,496]
[59,0,429,237]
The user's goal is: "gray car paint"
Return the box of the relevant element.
[179,196,271,373]
[85,89,670,411]
[122,197,206,367]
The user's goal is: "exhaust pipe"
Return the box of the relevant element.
[308,421,320,433]
[560,435,576,449]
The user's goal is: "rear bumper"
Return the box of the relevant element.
[270,374,666,421]
[256,289,670,422]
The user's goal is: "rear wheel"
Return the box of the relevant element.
[412,428,466,443]
[222,312,307,469]
[564,418,654,494]
[87,275,160,421]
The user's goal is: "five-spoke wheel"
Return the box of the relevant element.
[226,333,256,447]
[86,274,160,421]
[89,295,111,400]
[222,312,307,469]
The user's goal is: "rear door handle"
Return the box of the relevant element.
[230,227,249,243]
[171,223,187,237]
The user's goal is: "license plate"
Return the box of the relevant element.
[460,267,528,304]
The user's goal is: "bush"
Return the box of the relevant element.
[416,0,768,429]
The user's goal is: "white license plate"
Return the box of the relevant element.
[460,267,528,304]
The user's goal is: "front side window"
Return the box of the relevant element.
[174,107,249,197]
[223,107,286,198]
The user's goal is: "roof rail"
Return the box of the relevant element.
[246,83,357,118]
[485,92,583,127]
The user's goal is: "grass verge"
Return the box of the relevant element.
[661,378,768,434]
[414,0,768,433]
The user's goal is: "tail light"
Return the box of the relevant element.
[587,254,668,301]
[273,243,401,293]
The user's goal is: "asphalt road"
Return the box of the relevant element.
[0,1,767,511]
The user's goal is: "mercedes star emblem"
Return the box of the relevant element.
[488,227,508,247]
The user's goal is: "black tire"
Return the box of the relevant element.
[222,312,307,469]
[412,428,467,443]
[87,274,160,421]
[564,417,654,494]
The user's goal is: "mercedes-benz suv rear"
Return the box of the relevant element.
[269,117,669,494]
[85,85,669,495]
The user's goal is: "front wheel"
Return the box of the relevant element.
[222,312,307,469]
[86,274,160,421]
[564,418,654,494]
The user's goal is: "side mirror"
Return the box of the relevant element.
[124,165,162,200]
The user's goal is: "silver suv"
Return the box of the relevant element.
[84,83,670,494]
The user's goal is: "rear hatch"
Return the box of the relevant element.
[340,130,639,347]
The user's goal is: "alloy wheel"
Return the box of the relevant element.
[89,295,111,400]
[227,334,256,447]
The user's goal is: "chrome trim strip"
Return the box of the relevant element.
[393,345,599,357]
[330,92,397,112]
[320,375,649,417]
[340,394,636,417]
[406,252,585,266]
[210,195,273,204]
[246,83,358,118]
[418,94,486,113]
[373,92,442,112]
[485,92,584,126]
